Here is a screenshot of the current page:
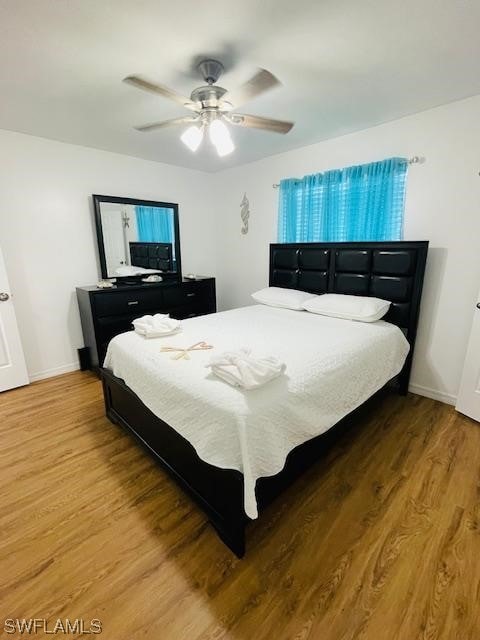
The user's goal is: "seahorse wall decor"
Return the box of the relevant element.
[240,193,250,235]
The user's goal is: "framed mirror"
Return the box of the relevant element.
[93,195,181,280]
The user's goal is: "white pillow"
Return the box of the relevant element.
[251,287,317,310]
[302,294,390,323]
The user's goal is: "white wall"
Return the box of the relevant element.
[2,94,479,402]
[0,130,217,381]
[213,94,480,404]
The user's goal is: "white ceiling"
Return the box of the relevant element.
[1,0,480,172]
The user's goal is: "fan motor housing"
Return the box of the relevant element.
[190,85,228,109]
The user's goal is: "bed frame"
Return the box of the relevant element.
[101,241,428,557]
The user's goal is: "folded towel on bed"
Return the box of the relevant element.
[206,348,286,390]
[132,314,181,338]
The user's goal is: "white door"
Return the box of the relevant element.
[456,290,480,421]
[0,247,29,392]
[101,209,127,275]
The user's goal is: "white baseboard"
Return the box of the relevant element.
[29,361,80,382]
[408,383,457,406]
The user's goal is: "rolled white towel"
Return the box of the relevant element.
[132,314,181,338]
[206,348,286,390]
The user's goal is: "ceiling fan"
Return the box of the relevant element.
[123,59,294,157]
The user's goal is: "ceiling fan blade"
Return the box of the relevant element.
[123,75,198,111]
[134,116,198,132]
[228,113,294,134]
[222,68,281,108]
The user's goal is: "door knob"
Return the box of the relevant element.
[0,292,10,302]
[477,302,480,309]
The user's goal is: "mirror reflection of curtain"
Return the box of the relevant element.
[135,207,174,243]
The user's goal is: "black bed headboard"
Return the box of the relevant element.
[129,242,173,272]
[269,241,429,393]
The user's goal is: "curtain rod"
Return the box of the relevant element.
[272,156,423,188]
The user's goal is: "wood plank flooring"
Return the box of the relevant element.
[0,371,479,639]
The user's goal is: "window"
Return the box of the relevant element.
[277,157,408,243]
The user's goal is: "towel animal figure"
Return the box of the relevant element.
[133,314,181,338]
[206,348,286,390]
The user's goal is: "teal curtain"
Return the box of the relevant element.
[277,158,408,242]
[135,206,174,243]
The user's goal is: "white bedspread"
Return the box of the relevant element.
[104,305,409,519]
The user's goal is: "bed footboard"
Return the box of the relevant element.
[101,368,248,557]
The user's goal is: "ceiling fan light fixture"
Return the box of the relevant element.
[215,136,235,157]
[209,119,235,157]
[180,124,203,152]
[125,61,294,157]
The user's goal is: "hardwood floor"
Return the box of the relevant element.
[1,371,479,639]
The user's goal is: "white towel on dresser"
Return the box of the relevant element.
[207,348,286,389]
[132,314,181,338]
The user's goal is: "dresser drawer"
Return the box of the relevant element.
[169,304,213,320]
[170,306,198,320]
[96,314,137,337]
[95,314,138,365]
[93,289,164,317]
[163,281,210,307]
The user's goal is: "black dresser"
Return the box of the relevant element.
[76,277,216,369]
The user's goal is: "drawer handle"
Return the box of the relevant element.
[127,301,139,305]
[186,292,196,298]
